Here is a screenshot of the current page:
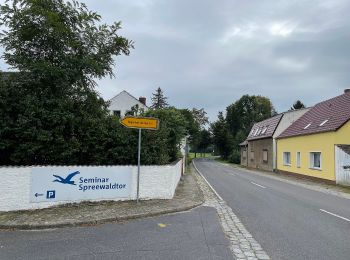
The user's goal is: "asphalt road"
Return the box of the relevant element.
[194,158,350,260]
[0,207,232,260]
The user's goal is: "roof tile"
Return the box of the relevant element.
[278,92,350,138]
[247,114,283,141]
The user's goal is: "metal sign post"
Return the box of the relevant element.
[137,129,141,203]
[120,116,159,203]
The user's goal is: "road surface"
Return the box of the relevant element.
[195,158,350,260]
[0,207,232,260]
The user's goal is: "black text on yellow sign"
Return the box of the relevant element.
[120,116,160,130]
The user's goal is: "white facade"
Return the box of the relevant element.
[108,90,148,117]
[0,160,182,212]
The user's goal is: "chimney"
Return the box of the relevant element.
[139,97,146,106]
[344,89,350,94]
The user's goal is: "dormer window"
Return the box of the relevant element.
[254,128,259,136]
[251,129,256,136]
[319,119,328,126]
[304,123,312,129]
[257,128,262,135]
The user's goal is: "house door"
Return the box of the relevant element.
[335,145,350,186]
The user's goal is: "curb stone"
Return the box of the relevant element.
[192,160,271,260]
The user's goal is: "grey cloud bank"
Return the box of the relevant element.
[1,0,350,121]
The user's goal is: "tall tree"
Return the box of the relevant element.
[226,95,276,146]
[211,112,233,159]
[197,129,212,156]
[211,95,276,160]
[186,108,209,157]
[191,108,209,128]
[151,87,169,109]
[291,100,305,110]
[0,0,133,165]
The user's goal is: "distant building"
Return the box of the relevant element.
[108,90,148,117]
[277,90,350,185]
[241,108,310,172]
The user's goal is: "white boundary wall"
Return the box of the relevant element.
[0,160,182,212]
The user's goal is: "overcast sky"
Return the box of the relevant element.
[1,0,350,122]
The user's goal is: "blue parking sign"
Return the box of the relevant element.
[46,190,56,199]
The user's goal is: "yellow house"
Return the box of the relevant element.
[276,90,350,185]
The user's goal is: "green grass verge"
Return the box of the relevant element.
[188,152,213,159]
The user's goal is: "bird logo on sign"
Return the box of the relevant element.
[53,171,80,185]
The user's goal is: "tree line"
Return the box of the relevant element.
[210,95,305,163]
[0,0,306,166]
[0,0,208,166]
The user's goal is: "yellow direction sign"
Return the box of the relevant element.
[120,116,159,130]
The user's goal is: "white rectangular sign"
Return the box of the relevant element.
[30,166,132,203]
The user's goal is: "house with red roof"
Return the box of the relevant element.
[240,108,309,172]
[276,90,350,185]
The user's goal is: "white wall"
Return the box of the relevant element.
[108,90,148,117]
[273,108,310,138]
[0,160,182,212]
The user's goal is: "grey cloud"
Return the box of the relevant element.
[1,0,350,121]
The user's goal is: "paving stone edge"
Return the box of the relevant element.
[0,204,202,230]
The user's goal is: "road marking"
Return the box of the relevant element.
[193,160,223,201]
[319,209,350,222]
[251,182,266,189]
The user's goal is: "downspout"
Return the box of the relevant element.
[246,143,249,167]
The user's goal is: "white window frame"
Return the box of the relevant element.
[296,152,301,168]
[283,152,291,166]
[309,152,322,170]
[319,120,328,126]
[304,123,312,129]
[254,128,259,136]
[257,128,262,136]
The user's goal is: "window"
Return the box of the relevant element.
[310,152,321,169]
[261,126,268,135]
[242,148,247,159]
[304,123,312,129]
[263,150,268,163]
[319,120,328,126]
[125,110,135,116]
[296,152,301,168]
[113,110,121,117]
[254,128,259,136]
[283,152,291,166]
[257,128,262,136]
[250,151,255,161]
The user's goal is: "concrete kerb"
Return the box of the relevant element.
[0,205,200,230]
[192,159,223,201]
[192,159,271,260]
[0,169,204,230]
